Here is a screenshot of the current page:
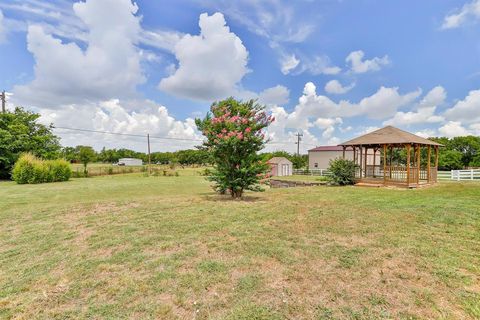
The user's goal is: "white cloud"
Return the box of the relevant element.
[346,50,390,74]
[258,85,289,106]
[438,121,470,137]
[139,29,184,52]
[358,126,380,135]
[383,86,446,126]
[208,0,315,45]
[295,55,341,75]
[260,82,422,152]
[40,99,202,151]
[442,0,480,29]
[280,54,300,75]
[159,12,250,101]
[415,129,436,138]
[293,82,420,121]
[324,80,355,94]
[314,117,342,139]
[1,0,181,52]
[13,0,144,107]
[444,89,480,123]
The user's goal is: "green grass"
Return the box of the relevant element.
[0,173,479,319]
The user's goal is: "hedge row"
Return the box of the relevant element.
[12,154,72,184]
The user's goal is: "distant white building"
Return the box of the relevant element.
[308,146,380,170]
[117,158,143,166]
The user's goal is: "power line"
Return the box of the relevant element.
[53,126,204,142]
[52,125,318,147]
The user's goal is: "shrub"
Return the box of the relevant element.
[12,154,72,184]
[195,98,274,198]
[328,158,357,186]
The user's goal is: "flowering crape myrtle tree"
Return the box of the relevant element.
[195,98,275,198]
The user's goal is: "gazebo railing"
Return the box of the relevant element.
[356,165,438,183]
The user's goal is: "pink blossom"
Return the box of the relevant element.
[245,127,251,133]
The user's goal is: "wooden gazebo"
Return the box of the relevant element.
[339,126,443,188]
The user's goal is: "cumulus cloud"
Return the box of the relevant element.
[280,54,300,75]
[383,86,446,126]
[159,12,249,101]
[444,89,480,123]
[442,0,480,29]
[324,80,355,94]
[415,129,437,138]
[346,50,390,74]
[438,121,470,137]
[261,82,421,152]
[258,85,289,106]
[294,82,420,121]
[40,99,202,151]
[208,0,315,45]
[295,55,341,75]
[13,0,144,107]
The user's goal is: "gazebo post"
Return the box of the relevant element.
[353,146,356,177]
[383,144,387,185]
[373,147,377,178]
[359,146,363,179]
[364,146,368,178]
[417,144,421,186]
[389,145,393,179]
[406,144,411,186]
[427,145,431,183]
[435,145,439,183]
[342,146,346,159]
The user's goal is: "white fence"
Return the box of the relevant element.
[450,169,480,181]
[294,169,479,181]
[293,169,331,176]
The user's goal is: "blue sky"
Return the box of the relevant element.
[0,0,479,152]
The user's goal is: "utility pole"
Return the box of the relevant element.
[147,134,152,175]
[295,132,303,156]
[1,91,5,113]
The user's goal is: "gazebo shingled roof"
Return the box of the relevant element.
[339,126,443,147]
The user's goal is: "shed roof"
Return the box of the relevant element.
[267,157,292,164]
[339,126,443,146]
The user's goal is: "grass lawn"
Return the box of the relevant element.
[0,173,479,319]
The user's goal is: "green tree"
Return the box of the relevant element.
[195,98,274,198]
[438,149,463,170]
[450,136,480,167]
[262,151,307,169]
[77,146,96,176]
[0,107,60,179]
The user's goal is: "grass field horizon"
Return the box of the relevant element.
[1,172,479,319]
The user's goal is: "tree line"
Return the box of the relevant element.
[1,107,479,179]
[60,145,309,168]
[430,136,480,170]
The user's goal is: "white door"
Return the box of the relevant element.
[282,164,289,176]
